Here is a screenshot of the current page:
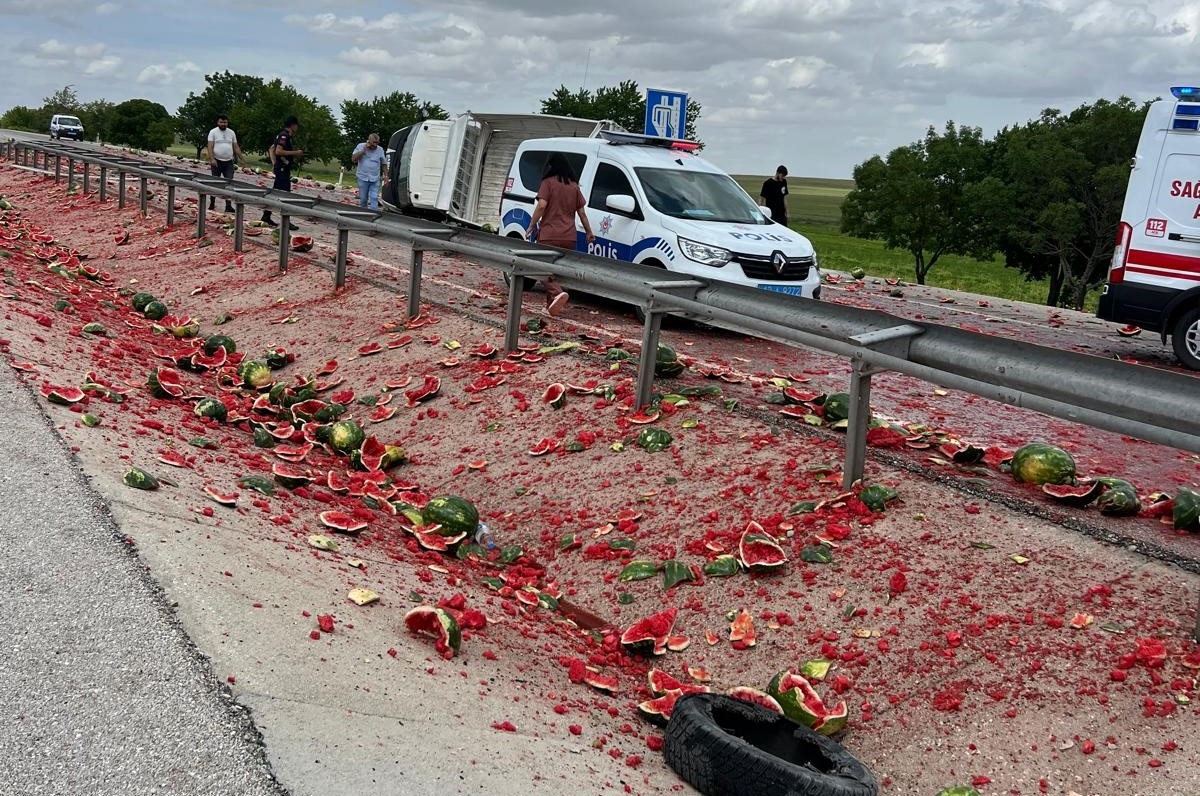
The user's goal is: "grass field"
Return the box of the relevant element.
[733,174,1098,310]
[165,143,346,184]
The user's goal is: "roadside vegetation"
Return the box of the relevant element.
[733,176,1098,311]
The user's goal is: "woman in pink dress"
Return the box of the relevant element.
[526,153,596,316]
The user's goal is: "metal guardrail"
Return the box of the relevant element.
[4,138,1198,492]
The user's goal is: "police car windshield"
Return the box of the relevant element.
[634,168,767,223]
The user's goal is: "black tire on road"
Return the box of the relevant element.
[663,693,878,796]
[1171,305,1200,370]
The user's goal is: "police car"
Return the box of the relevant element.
[498,131,821,300]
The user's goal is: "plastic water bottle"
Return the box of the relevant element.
[474,522,498,550]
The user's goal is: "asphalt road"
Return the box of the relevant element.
[0,361,284,796]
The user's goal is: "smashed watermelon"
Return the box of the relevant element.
[737,521,786,570]
[766,669,848,735]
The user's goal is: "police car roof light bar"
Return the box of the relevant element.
[598,130,698,149]
[1170,87,1200,101]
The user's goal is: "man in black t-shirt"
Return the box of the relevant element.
[759,165,789,226]
[262,116,303,229]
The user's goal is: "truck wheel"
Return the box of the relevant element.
[1171,306,1200,370]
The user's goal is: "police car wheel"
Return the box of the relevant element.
[1171,306,1200,370]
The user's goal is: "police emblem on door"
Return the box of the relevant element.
[772,251,788,274]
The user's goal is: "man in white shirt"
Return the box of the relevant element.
[206,114,245,212]
[351,133,387,211]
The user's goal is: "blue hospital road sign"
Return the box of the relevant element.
[645,88,688,139]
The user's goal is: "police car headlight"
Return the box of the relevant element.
[679,237,731,266]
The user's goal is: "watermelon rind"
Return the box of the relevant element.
[766,669,848,735]
[319,510,368,534]
[194,396,228,422]
[1174,487,1200,530]
[1041,480,1103,507]
[1095,478,1141,516]
[726,686,784,714]
[238,359,274,390]
[620,607,677,655]
[737,521,786,570]
[403,605,461,659]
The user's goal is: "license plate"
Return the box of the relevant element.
[758,284,804,296]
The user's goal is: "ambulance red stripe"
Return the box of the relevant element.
[1126,248,1200,278]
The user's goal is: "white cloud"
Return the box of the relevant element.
[84,55,122,76]
[136,61,201,84]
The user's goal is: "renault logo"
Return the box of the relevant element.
[771,251,788,274]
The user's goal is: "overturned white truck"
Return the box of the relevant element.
[381,112,616,227]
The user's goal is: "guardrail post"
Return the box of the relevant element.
[165,185,176,225]
[335,229,350,289]
[408,248,423,318]
[501,249,560,351]
[843,358,876,488]
[408,229,457,319]
[98,166,107,201]
[196,201,207,237]
[843,325,924,488]
[636,310,665,409]
[117,172,126,209]
[635,281,707,408]
[54,154,62,183]
[81,161,90,194]
[66,157,75,193]
[138,176,148,216]
[233,205,244,252]
[278,214,291,272]
[503,270,527,352]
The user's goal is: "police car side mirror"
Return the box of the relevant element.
[758,205,773,217]
[606,194,636,214]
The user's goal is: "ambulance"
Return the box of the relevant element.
[498,130,821,300]
[1100,86,1200,369]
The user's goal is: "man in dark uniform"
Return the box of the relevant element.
[759,165,789,226]
[262,116,303,229]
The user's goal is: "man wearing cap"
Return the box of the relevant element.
[759,165,789,226]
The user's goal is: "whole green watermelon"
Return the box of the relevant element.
[1010,442,1075,485]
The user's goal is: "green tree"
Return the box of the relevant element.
[42,85,81,116]
[539,80,704,144]
[1,106,43,132]
[237,79,342,167]
[78,99,115,143]
[841,122,997,284]
[990,98,1146,309]
[340,92,446,167]
[106,99,174,151]
[176,72,267,158]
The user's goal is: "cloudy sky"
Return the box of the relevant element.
[2,0,1198,178]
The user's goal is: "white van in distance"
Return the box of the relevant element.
[1101,86,1200,368]
[499,131,821,300]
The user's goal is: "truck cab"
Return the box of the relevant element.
[1100,86,1200,369]
[498,131,821,300]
